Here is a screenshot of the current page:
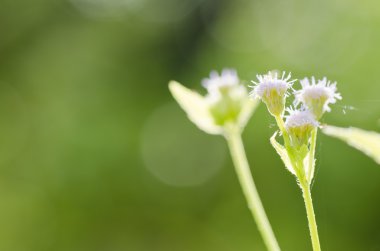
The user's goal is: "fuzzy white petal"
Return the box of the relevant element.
[285,108,318,129]
[295,77,342,113]
[202,68,239,93]
[250,71,295,99]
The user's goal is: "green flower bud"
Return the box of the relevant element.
[285,109,318,149]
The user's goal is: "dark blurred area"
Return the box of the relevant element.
[0,0,380,250]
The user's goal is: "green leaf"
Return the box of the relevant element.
[168,81,222,135]
[270,132,296,175]
[322,125,380,165]
[303,152,315,185]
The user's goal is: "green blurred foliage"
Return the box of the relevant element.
[0,0,379,250]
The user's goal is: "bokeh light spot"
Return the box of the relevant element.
[141,103,226,187]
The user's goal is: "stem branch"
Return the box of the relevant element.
[274,115,290,147]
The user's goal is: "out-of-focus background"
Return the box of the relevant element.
[0,0,380,250]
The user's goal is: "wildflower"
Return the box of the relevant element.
[266,73,343,251]
[169,70,280,250]
[295,77,342,119]
[169,69,258,135]
[250,71,296,117]
[285,108,318,148]
[202,69,240,94]
[201,69,249,126]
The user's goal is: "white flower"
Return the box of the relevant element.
[250,71,296,116]
[202,69,244,106]
[251,71,294,99]
[202,69,239,93]
[285,108,319,129]
[169,69,259,135]
[294,77,342,119]
[285,108,318,148]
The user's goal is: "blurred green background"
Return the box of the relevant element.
[0,0,380,250]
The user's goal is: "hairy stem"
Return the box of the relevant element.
[225,129,281,251]
[275,115,287,137]
[274,115,290,147]
[308,129,318,182]
[301,182,321,251]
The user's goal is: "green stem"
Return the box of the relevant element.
[274,115,290,147]
[225,128,281,251]
[274,115,287,136]
[300,182,321,251]
[308,129,318,182]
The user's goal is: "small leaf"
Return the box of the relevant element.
[169,81,222,135]
[303,152,315,185]
[322,125,380,165]
[270,132,296,175]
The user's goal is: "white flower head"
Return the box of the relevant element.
[285,108,318,128]
[295,77,342,119]
[168,69,259,135]
[202,69,239,95]
[250,71,296,116]
[285,108,318,148]
[201,69,250,127]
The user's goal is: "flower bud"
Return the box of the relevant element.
[285,108,318,148]
[250,71,295,117]
[294,77,342,120]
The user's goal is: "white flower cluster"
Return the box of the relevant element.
[250,71,341,148]
[202,69,247,106]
